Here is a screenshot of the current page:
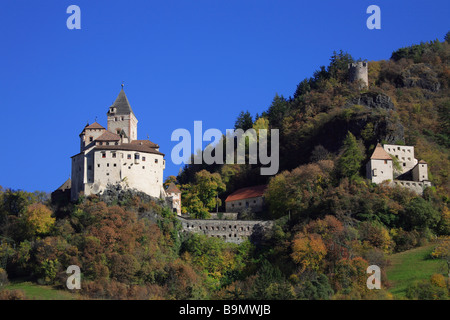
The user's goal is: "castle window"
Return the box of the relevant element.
[112,153,116,158]
[102,153,106,158]
[106,142,109,146]
[155,159,158,164]
[142,157,146,161]
[373,169,377,176]
[89,137,93,142]
[142,166,145,169]
[107,163,109,167]
[397,147,400,150]
[403,163,406,167]
[98,164,100,167]
[384,160,387,164]
[116,129,121,134]
[106,173,109,176]
[114,164,117,167]
[127,154,131,159]
[135,154,140,160]
[121,117,124,121]
[115,117,118,121]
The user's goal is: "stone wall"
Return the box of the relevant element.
[392,180,431,195]
[177,216,273,244]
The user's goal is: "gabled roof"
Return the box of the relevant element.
[131,140,159,149]
[419,159,427,164]
[85,122,105,130]
[371,143,392,160]
[80,122,105,135]
[166,182,181,193]
[95,143,164,156]
[225,185,267,202]
[96,131,121,141]
[109,88,135,115]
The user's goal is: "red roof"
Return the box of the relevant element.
[166,182,181,193]
[371,143,392,160]
[85,122,105,130]
[130,140,159,149]
[225,185,267,202]
[96,131,121,141]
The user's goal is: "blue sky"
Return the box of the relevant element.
[0,0,448,193]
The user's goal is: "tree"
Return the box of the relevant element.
[194,170,226,212]
[163,175,178,189]
[402,197,440,231]
[21,203,55,237]
[291,233,327,273]
[234,111,253,131]
[327,50,354,83]
[337,131,364,180]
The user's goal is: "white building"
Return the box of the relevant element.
[71,87,166,201]
[225,185,267,213]
[366,143,431,194]
[166,182,182,215]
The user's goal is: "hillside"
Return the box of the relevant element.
[178,34,450,211]
[386,243,446,299]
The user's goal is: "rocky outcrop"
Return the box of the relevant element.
[399,63,441,92]
[99,183,169,207]
[346,92,395,110]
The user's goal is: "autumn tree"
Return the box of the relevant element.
[291,232,327,273]
[21,203,55,237]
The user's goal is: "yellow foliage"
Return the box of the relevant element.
[291,233,327,272]
[23,203,55,235]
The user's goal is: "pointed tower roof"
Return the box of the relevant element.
[166,182,181,194]
[371,143,392,160]
[109,88,135,115]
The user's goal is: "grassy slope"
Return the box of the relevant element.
[386,243,447,299]
[3,281,78,300]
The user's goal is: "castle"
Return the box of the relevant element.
[366,143,431,194]
[70,87,167,201]
[348,61,369,89]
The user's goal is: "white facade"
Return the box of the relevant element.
[225,197,264,213]
[383,144,417,174]
[366,143,431,195]
[71,88,165,201]
[366,158,393,184]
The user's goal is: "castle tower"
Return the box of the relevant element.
[166,182,182,215]
[107,87,138,141]
[348,61,369,89]
[366,143,393,184]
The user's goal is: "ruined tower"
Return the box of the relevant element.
[348,61,369,89]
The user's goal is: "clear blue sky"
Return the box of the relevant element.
[0,0,448,193]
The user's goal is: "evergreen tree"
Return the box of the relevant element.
[337,131,364,180]
[234,111,253,131]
